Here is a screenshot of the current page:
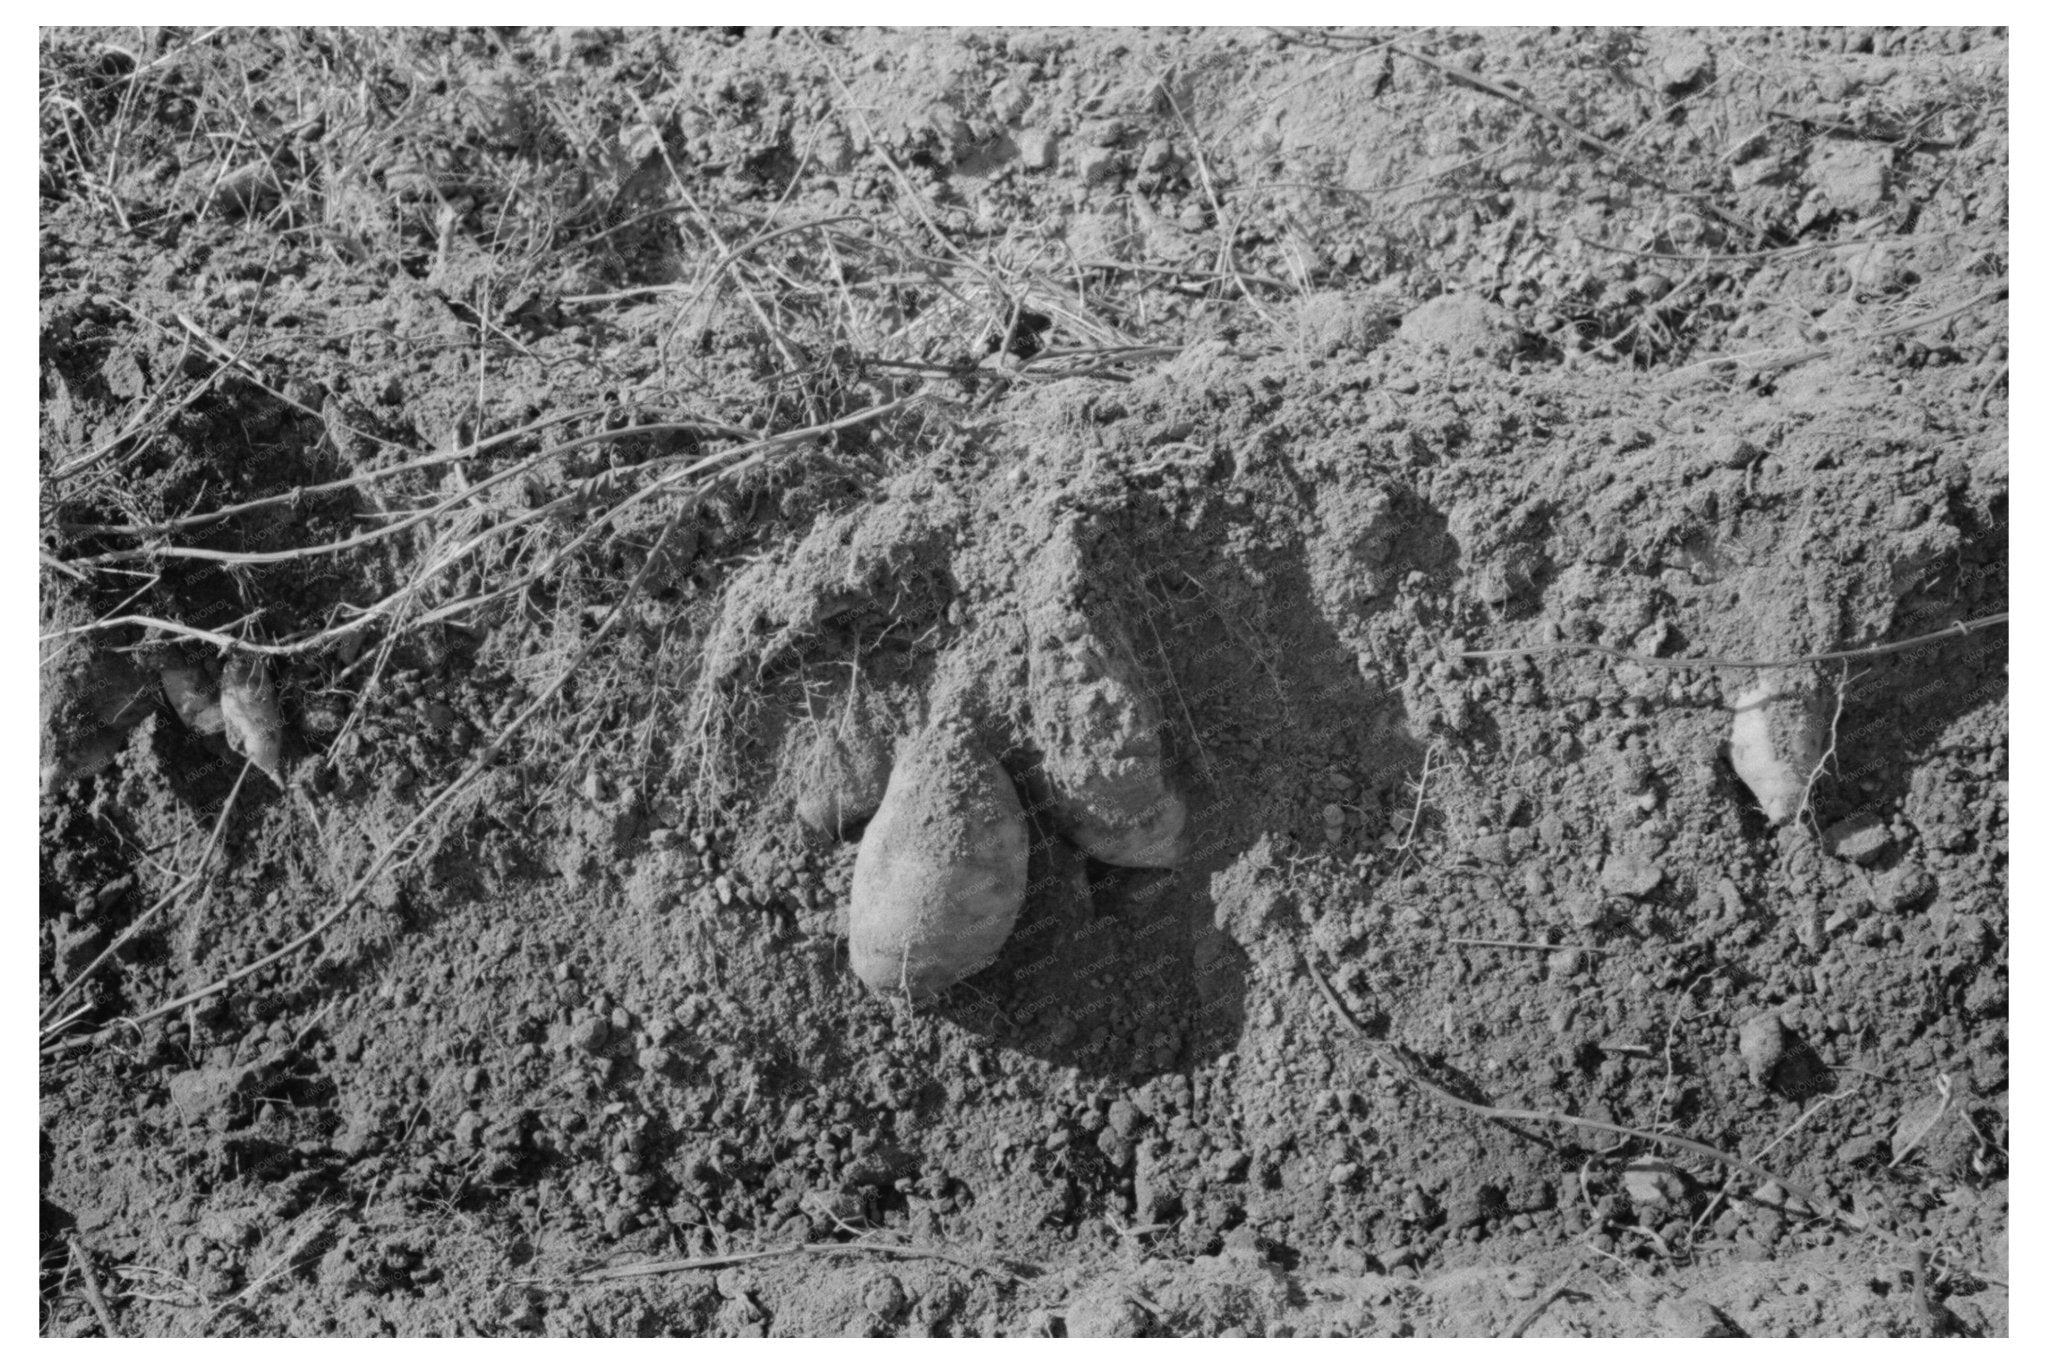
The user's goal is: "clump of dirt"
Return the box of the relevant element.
[40,26,2005,1339]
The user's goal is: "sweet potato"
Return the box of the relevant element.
[221,654,286,785]
[1023,523,1186,867]
[848,721,1028,999]
[1728,668,1828,826]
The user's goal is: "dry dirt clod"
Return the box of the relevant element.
[1737,1011,1792,1089]
[1023,522,1186,868]
[848,720,1028,1000]
[220,654,286,786]
[792,705,897,841]
[39,636,157,794]
[1728,667,1829,825]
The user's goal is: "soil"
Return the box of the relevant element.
[37,25,2009,1338]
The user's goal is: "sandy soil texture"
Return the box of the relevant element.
[38,26,2007,1337]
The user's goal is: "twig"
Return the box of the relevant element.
[1798,663,1853,836]
[1394,741,1440,864]
[56,491,701,1045]
[1460,612,2008,672]
[1300,947,1873,1237]
[1659,280,2008,385]
[1378,41,1769,244]
[1576,226,1996,266]
[67,1234,122,1338]
[1911,1248,1936,1338]
[1451,937,1613,955]
[514,1237,1030,1288]
[1506,1267,1579,1338]
[1687,1091,1845,1243]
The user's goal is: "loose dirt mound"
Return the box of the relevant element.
[40,27,2006,1337]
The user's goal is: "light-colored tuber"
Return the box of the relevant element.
[160,662,225,735]
[220,654,286,784]
[1728,667,1828,826]
[848,721,1028,1000]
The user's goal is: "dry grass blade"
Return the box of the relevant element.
[1460,612,2009,671]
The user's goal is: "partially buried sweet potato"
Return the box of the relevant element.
[848,721,1028,999]
[1728,667,1827,826]
[1023,522,1186,867]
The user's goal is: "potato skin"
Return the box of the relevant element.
[1729,669,1827,826]
[848,723,1029,999]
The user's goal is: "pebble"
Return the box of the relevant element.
[1076,146,1121,185]
[1066,1291,1146,1338]
[1874,865,1936,912]
[1823,814,1892,866]
[1737,1012,1790,1088]
[1016,128,1057,171]
[1622,1159,1687,1205]
[1599,852,1664,898]
[569,1016,610,1054]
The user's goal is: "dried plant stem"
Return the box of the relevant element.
[47,395,924,656]
[67,1234,122,1338]
[1301,948,1871,1236]
[515,1236,1029,1289]
[1460,612,2008,672]
[56,495,701,1047]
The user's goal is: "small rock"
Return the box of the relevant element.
[1737,1012,1790,1088]
[1659,40,1714,95]
[1654,1295,1739,1337]
[569,1016,610,1055]
[1106,1099,1143,1141]
[1017,128,1057,171]
[1328,1161,1361,1190]
[167,1065,257,1126]
[1623,1159,1688,1206]
[1873,865,1936,913]
[1210,1148,1250,1182]
[1566,893,1607,930]
[816,133,855,174]
[1076,146,1122,185]
[864,1273,906,1317]
[1822,814,1891,866]
[1810,143,1891,215]
[1398,293,1521,366]
[1067,1290,1147,1338]
[452,1111,485,1149]
[1836,1134,1884,1165]
[1134,1142,1180,1222]
[1470,832,1511,865]
[1600,853,1665,898]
